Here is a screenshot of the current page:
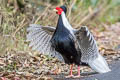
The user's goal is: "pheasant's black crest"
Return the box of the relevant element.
[60,5,67,14]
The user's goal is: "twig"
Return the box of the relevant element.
[0,14,3,26]
[60,0,63,5]
[75,7,101,28]
[34,5,51,24]
[14,0,19,11]
[67,0,77,18]
[12,18,26,39]
[71,10,88,23]
[32,1,51,7]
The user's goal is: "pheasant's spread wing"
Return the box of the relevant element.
[27,24,64,62]
[75,26,111,73]
[75,26,98,63]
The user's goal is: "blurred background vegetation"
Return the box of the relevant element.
[0,0,120,55]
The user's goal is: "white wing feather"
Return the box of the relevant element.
[27,24,64,62]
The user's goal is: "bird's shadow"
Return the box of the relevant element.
[48,72,98,80]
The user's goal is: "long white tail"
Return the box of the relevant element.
[88,54,111,73]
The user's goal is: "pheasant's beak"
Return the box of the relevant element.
[53,9,58,12]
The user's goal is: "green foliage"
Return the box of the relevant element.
[91,0,99,7]
[5,61,18,71]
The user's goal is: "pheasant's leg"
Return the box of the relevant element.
[65,64,74,78]
[73,66,80,78]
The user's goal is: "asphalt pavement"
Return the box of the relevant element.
[83,60,120,80]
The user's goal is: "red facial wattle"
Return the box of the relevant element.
[56,7,63,15]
